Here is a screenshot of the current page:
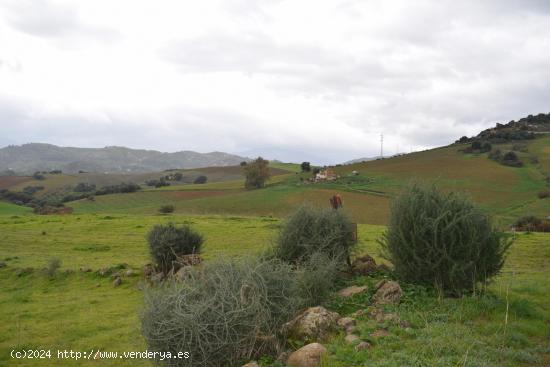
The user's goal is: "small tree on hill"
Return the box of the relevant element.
[300,162,311,172]
[244,157,270,189]
[193,175,207,184]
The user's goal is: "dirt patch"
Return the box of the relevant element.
[163,190,233,200]
[0,176,32,189]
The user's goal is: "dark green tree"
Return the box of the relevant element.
[300,162,311,172]
[244,157,271,189]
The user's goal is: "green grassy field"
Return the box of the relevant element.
[0,213,549,366]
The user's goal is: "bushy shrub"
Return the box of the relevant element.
[514,215,542,231]
[44,258,61,277]
[147,223,203,274]
[272,205,355,265]
[74,182,96,192]
[95,182,141,195]
[380,183,512,295]
[193,175,207,184]
[141,258,303,366]
[22,186,44,195]
[294,252,340,305]
[33,172,45,180]
[158,204,175,214]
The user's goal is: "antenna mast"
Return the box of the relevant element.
[380,134,384,158]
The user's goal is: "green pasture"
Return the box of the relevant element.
[0,213,549,366]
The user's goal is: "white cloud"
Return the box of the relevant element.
[0,0,549,164]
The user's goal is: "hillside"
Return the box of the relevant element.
[0,143,250,174]
[57,134,548,226]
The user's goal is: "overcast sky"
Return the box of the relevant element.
[0,0,549,164]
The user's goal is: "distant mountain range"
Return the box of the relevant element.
[0,143,250,174]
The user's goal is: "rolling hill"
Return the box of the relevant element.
[0,143,250,174]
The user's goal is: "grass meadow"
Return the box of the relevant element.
[0,213,549,366]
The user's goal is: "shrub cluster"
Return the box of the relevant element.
[145,178,170,188]
[462,140,492,153]
[488,149,523,167]
[74,182,96,192]
[147,223,203,274]
[158,205,175,214]
[193,175,207,184]
[95,182,141,195]
[141,255,337,367]
[272,205,355,265]
[380,183,512,295]
[514,215,550,232]
[22,186,44,195]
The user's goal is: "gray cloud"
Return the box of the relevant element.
[0,0,120,41]
[0,1,549,164]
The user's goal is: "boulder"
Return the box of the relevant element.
[0,261,7,268]
[337,285,367,298]
[372,280,402,306]
[287,343,327,367]
[80,267,92,273]
[124,269,134,277]
[113,277,122,287]
[352,255,377,275]
[337,317,356,332]
[283,306,340,341]
[355,341,371,351]
[242,362,259,367]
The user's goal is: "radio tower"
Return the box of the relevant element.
[380,134,384,158]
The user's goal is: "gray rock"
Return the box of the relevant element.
[337,317,356,331]
[287,343,327,367]
[372,280,402,305]
[355,341,371,351]
[113,277,122,287]
[352,254,377,275]
[283,306,340,341]
[337,285,367,298]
